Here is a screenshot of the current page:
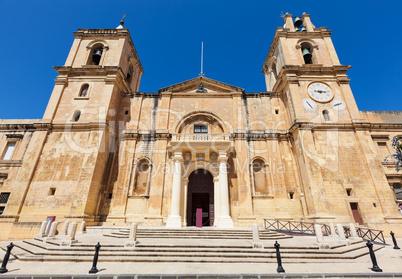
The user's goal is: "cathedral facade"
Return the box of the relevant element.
[0,14,401,240]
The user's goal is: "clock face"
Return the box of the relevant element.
[331,98,346,110]
[307,82,333,103]
[302,98,317,111]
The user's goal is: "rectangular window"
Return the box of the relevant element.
[2,142,16,160]
[0,193,10,204]
[377,142,389,157]
[0,206,4,215]
[194,125,208,134]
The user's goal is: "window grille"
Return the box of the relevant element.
[194,125,208,133]
[0,192,10,204]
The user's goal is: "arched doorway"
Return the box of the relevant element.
[186,169,214,226]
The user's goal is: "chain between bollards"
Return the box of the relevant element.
[274,241,285,273]
[390,231,400,249]
[0,242,14,274]
[366,241,382,272]
[89,242,101,274]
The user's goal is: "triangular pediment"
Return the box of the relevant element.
[158,76,244,94]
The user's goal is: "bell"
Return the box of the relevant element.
[92,49,103,64]
[302,48,312,60]
[300,26,307,32]
[295,27,299,32]
[294,16,303,28]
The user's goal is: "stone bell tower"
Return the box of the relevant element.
[17,20,144,224]
[262,13,362,125]
[261,13,398,225]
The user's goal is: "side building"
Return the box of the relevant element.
[0,14,401,240]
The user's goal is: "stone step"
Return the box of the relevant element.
[10,239,371,260]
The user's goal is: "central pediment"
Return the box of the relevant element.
[158,76,244,94]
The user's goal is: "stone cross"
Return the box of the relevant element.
[61,221,69,235]
[35,221,48,238]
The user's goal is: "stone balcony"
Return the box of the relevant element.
[170,133,231,151]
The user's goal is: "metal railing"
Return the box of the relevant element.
[263,219,386,244]
[172,133,230,142]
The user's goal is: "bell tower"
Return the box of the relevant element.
[260,13,398,224]
[43,24,143,124]
[17,21,144,224]
[262,13,362,125]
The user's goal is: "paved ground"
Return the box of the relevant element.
[0,233,401,277]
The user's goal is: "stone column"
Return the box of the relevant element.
[330,223,337,237]
[215,151,233,228]
[337,224,350,245]
[43,222,58,242]
[77,221,86,234]
[349,223,359,239]
[213,176,220,227]
[125,222,139,247]
[314,224,329,249]
[61,221,69,235]
[183,178,189,227]
[166,152,183,227]
[60,222,78,246]
[252,224,264,249]
[35,221,48,238]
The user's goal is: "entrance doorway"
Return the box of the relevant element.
[187,169,214,226]
[350,202,363,225]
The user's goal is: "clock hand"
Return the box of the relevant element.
[334,103,341,106]
[315,90,325,93]
[308,102,313,109]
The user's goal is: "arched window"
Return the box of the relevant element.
[73,110,81,122]
[252,158,269,194]
[127,65,133,82]
[79,84,89,97]
[87,44,104,65]
[133,159,151,195]
[271,62,278,79]
[322,110,330,121]
[301,42,313,64]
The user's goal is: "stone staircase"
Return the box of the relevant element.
[0,227,381,264]
[103,227,292,240]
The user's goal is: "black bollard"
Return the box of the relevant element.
[89,242,101,274]
[0,242,14,274]
[366,241,382,272]
[274,241,285,273]
[390,231,400,249]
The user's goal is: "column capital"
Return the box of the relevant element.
[217,150,228,162]
[173,151,183,162]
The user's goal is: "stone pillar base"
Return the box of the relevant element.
[34,234,46,238]
[252,242,264,249]
[166,215,182,228]
[60,240,78,247]
[124,241,139,248]
[215,216,233,228]
[43,237,57,243]
[314,242,330,249]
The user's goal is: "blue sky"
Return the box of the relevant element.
[0,0,401,119]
